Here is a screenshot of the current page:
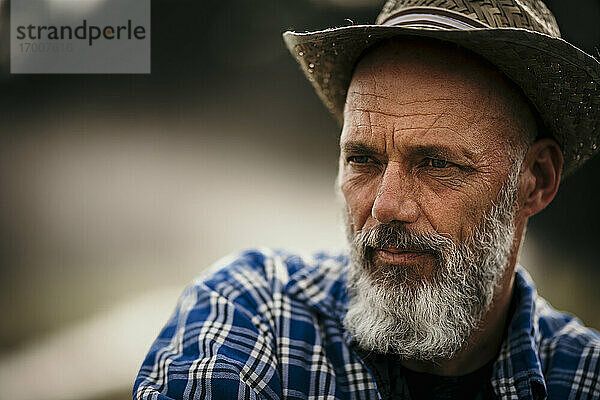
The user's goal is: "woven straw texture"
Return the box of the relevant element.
[283,0,600,178]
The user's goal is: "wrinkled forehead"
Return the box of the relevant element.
[342,39,537,151]
[346,38,525,109]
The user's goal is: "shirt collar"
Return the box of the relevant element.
[490,265,547,400]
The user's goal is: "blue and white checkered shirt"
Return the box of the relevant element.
[134,248,600,399]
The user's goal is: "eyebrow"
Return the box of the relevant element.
[340,141,380,155]
[412,145,470,161]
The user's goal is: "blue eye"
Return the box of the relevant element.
[347,156,372,164]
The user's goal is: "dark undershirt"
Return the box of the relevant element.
[390,357,497,400]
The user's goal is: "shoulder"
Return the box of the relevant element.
[535,296,600,398]
[133,247,350,399]
[194,247,349,310]
[168,246,350,331]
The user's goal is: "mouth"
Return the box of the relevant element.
[373,246,433,264]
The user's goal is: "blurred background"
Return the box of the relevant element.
[0,0,598,399]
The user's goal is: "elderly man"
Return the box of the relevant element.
[134,1,600,399]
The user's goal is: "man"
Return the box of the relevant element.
[134,1,600,399]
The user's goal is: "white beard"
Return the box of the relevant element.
[343,170,519,360]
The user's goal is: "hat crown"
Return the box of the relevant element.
[376,0,561,37]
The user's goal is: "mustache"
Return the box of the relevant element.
[353,223,454,251]
[352,223,455,260]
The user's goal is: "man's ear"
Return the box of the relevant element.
[519,138,563,217]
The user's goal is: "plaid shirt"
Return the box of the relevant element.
[134,248,600,400]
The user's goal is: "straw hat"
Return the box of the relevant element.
[283,0,600,177]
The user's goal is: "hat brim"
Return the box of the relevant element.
[283,25,600,177]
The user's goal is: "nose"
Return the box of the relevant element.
[371,162,420,224]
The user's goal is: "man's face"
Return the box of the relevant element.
[338,40,536,359]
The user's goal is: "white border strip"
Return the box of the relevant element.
[383,13,481,30]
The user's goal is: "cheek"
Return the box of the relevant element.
[421,187,491,241]
[340,175,379,230]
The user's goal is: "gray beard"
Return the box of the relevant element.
[343,170,519,361]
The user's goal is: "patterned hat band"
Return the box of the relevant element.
[381,7,490,30]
